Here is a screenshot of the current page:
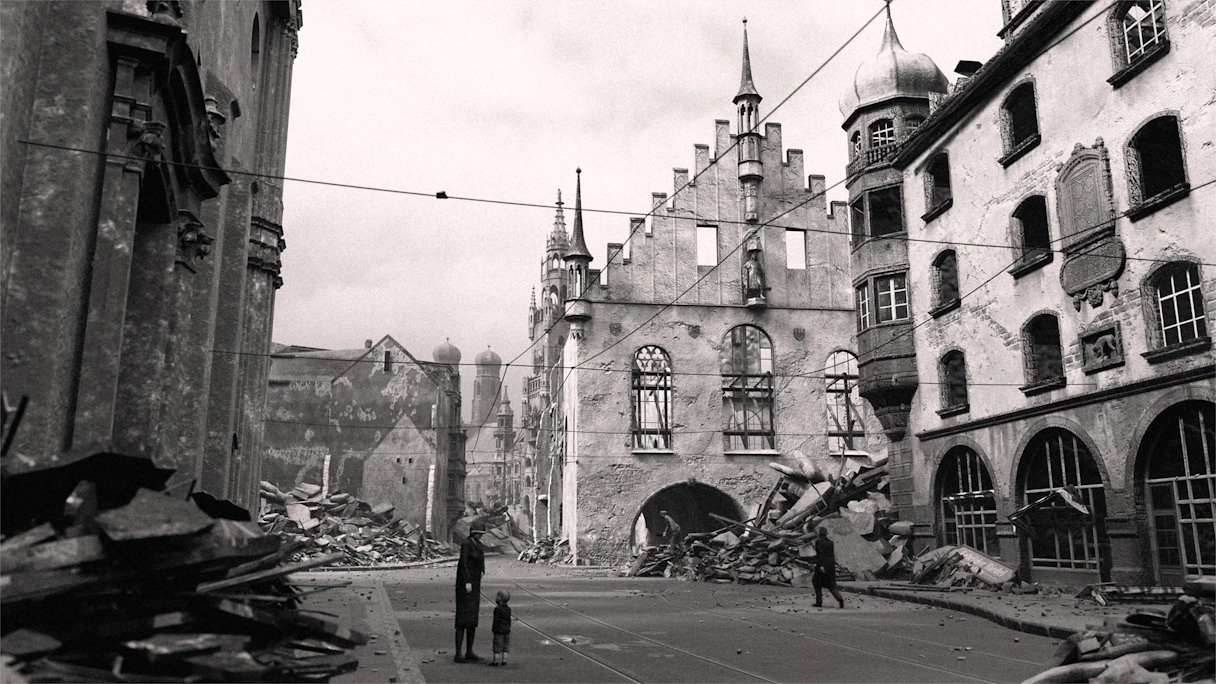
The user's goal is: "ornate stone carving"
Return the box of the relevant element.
[1056,139,1125,310]
[204,96,226,155]
[1080,322,1124,373]
[742,182,759,222]
[176,211,213,272]
[146,0,182,24]
[609,322,622,336]
[742,234,767,310]
[130,121,166,162]
[793,328,805,341]
[688,325,701,339]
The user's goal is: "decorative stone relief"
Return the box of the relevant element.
[1055,139,1125,310]
[176,211,213,272]
[130,121,166,162]
[1080,322,1124,374]
[688,325,701,339]
[609,322,622,336]
[146,0,182,23]
[793,328,805,341]
[204,96,226,155]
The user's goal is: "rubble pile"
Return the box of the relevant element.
[259,481,454,565]
[628,459,916,584]
[907,543,1017,589]
[452,507,530,554]
[518,536,571,564]
[1023,577,1214,684]
[1,451,365,683]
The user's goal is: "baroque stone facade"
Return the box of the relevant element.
[1,0,299,510]
[843,1,1215,586]
[547,24,882,565]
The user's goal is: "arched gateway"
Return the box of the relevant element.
[631,483,743,554]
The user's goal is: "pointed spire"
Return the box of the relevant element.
[548,188,568,247]
[878,2,906,55]
[530,287,536,307]
[565,168,593,262]
[734,18,761,103]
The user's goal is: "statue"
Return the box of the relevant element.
[743,250,767,308]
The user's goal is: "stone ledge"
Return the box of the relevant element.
[842,585,1077,640]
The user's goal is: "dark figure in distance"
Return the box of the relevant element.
[490,590,512,667]
[454,523,487,662]
[812,527,845,608]
[659,509,683,556]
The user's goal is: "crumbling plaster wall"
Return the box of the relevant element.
[890,1,1215,582]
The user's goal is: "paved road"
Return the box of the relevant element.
[386,555,1054,683]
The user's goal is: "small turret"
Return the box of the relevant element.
[563,169,593,337]
[734,19,764,222]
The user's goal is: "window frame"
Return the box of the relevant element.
[931,249,961,316]
[938,447,999,556]
[720,325,775,452]
[856,282,872,330]
[869,118,896,148]
[875,273,910,323]
[1141,261,1211,362]
[1108,0,1171,88]
[998,81,1041,167]
[825,350,866,455]
[938,349,970,416]
[1020,313,1066,394]
[1008,194,1054,278]
[1020,429,1107,572]
[1125,114,1190,221]
[922,152,954,222]
[631,345,674,451]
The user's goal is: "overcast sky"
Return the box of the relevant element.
[274,0,1004,404]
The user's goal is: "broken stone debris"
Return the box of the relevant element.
[907,543,1017,589]
[625,462,913,584]
[259,480,456,565]
[0,452,365,683]
[1021,576,1213,683]
[519,536,573,564]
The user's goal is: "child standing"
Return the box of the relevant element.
[490,590,512,667]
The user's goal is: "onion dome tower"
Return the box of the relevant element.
[432,338,462,367]
[562,169,593,338]
[471,346,502,426]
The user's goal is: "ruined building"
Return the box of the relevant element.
[544,23,883,564]
[1,0,300,511]
[842,1,1214,585]
[262,337,466,539]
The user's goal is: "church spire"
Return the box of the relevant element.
[734,18,761,103]
[548,189,568,247]
[565,168,593,262]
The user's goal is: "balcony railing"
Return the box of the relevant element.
[846,142,899,177]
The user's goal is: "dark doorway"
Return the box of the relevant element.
[631,482,742,552]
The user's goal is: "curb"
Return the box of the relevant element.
[842,584,1077,640]
[308,557,459,572]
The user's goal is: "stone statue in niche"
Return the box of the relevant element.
[1088,333,1118,362]
[742,247,767,310]
[130,121,166,162]
[1080,323,1124,373]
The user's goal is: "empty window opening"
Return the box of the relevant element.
[1014,196,1051,264]
[785,230,806,270]
[1021,429,1107,573]
[632,346,672,450]
[938,447,998,556]
[875,274,909,323]
[851,131,863,159]
[720,325,774,451]
[1154,263,1207,347]
[825,351,865,455]
[384,350,392,373]
[869,186,904,237]
[933,250,960,308]
[1004,82,1039,149]
[1131,116,1187,202]
[1024,314,1064,386]
[850,197,867,245]
[870,119,895,148]
[940,350,969,409]
[696,225,718,266]
[250,14,261,84]
[1121,1,1167,63]
[927,154,952,209]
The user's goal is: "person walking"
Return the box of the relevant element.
[490,590,512,667]
[454,523,487,662]
[812,527,845,608]
[659,509,684,556]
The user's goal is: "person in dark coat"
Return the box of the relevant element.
[454,523,487,662]
[812,527,845,608]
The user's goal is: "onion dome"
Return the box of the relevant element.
[838,7,948,121]
[475,346,502,368]
[432,338,461,365]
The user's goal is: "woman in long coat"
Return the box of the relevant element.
[454,524,487,662]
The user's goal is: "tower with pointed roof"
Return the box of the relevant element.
[562,168,594,338]
[735,19,764,223]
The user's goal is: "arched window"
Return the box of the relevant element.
[1011,195,1052,273]
[825,351,865,455]
[870,118,895,148]
[1022,314,1064,389]
[925,153,953,215]
[932,250,960,311]
[1021,429,1106,572]
[938,447,998,556]
[939,350,969,412]
[999,82,1039,164]
[1127,115,1188,211]
[632,346,673,450]
[851,131,862,159]
[1118,1,1167,65]
[1144,262,1208,352]
[1140,401,1215,583]
[720,326,774,451]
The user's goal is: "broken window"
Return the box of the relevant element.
[875,274,909,323]
[1023,313,1064,387]
[1021,428,1106,572]
[938,446,999,557]
[869,186,904,237]
[632,346,673,450]
[1142,401,1215,582]
[932,250,959,310]
[1012,195,1051,267]
[925,153,952,213]
[1153,262,1207,348]
[1128,115,1187,206]
[856,283,871,330]
[870,118,895,148]
[1119,0,1167,64]
[1002,82,1039,151]
[785,230,806,270]
[939,350,969,410]
[825,350,865,455]
[720,325,774,451]
[850,197,867,246]
[696,225,718,266]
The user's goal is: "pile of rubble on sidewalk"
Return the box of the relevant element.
[518,536,572,564]
[259,480,454,566]
[452,505,530,555]
[627,457,915,585]
[1023,577,1214,684]
[1,447,365,683]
